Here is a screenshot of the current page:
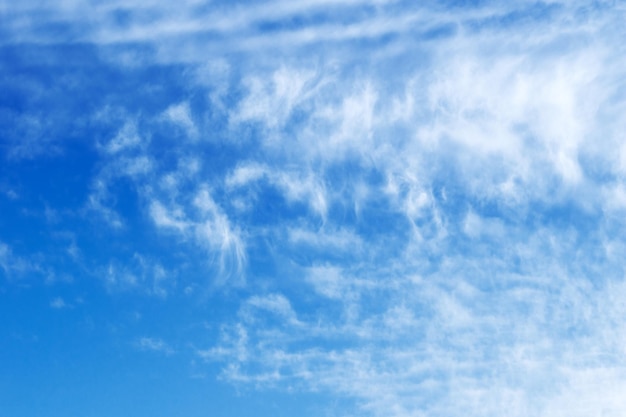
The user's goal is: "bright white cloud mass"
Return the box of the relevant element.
[2,1,626,416]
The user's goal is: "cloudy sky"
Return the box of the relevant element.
[2,0,626,416]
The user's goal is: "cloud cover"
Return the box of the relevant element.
[2,0,626,416]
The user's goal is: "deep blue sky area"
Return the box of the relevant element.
[2,1,626,416]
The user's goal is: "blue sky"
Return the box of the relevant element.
[2,0,626,416]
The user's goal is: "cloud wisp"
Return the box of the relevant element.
[2,1,626,416]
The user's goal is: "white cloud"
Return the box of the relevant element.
[103,262,139,290]
[148,187,247,285]
[104,121,142,154]
[325,83,378,155]
[462,209,505,239]
[136,337,175,355]
[287,226,362,252]
[87,119,154,229]
[5,0,626,416]
[163,101,198,139]
[0,241,40,279]
[226,163,328,219]
[245,293,300,325]
[233,67,318,129]
[206,219,626,416]
[224,163,267,188]
[194,188,247,280]
[50,297,67,309]
[422,44,607,187]
[150,201,189,233]
[305,265,348,300]
[87,181,125,229]
[101,255,174,296]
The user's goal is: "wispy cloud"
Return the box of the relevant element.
[0,241,42,280]
[3,0,626,416]
[136,337,175,355]
[207,227,626,415]
[50,297,68,309]
[102,254,174,297]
